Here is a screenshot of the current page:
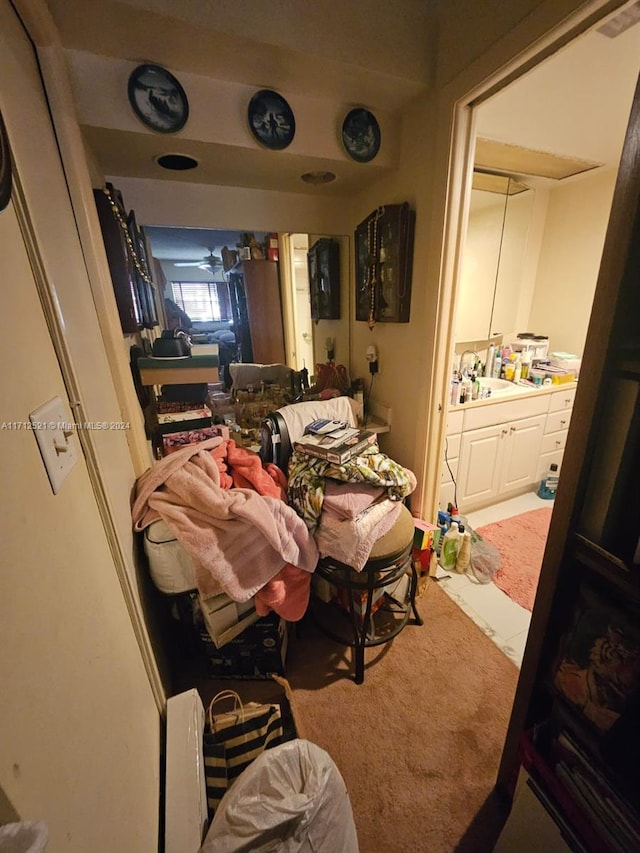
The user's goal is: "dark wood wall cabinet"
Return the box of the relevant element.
[308,237,340,321]
[228,259,285,365]
[94,183,158,334]
[355,202,415,327]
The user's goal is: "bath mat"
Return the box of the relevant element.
[476,506,553,611]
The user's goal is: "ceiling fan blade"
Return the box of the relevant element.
[174,261,205,267]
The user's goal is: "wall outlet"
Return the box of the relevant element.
[366,345,377,362]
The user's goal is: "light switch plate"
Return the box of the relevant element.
[29,396,78,494]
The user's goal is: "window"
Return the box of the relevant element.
[171,281,230,321]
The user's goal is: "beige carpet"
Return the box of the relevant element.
[285,581,519,853]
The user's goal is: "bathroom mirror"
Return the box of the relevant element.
[456,172,534,342]
[144,225,351,378]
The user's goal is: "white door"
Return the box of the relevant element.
[499,415,545,494]
[457,423,504,509]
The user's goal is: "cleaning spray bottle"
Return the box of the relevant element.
[441,521,461,571]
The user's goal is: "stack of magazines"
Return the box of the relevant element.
[294,418,376,464]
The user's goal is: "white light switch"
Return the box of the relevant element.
[29,396,78,494]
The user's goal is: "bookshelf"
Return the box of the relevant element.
[496,74,640,850]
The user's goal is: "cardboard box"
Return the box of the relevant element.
[413,518,436,551]
[199,593,260,648]
[334,585,384,623]
[199,613,289,679]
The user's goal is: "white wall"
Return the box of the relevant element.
[528,167,617,355]
[0,2,160,847]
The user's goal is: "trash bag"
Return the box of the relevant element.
[0,821,48,853]
[469,537,501,584]
[200,738,359,853]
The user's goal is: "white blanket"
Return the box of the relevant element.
[315,499,402,571]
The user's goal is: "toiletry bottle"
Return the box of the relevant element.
[514,353,522,383]
[493,351,502,379]
[486,345,495,377]
[450,373,459,406]
[456,525,471,573]
[537,463,559,499]
[441,521,461,571]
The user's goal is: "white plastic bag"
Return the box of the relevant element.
[0,822,48,853]
[200,738,358,853]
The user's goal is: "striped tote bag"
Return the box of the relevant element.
[203,690,283,819]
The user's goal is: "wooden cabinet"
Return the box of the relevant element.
[355,202,415,325]
[307,238,340,321]
[498,415,545,494]
[93,184,158,333]
[230,259,285,365]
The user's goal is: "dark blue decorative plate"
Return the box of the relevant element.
[342,108,381,163]
[128,64,189,134]
[248,89,295,150]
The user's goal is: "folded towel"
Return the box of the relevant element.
[322,479,385,520]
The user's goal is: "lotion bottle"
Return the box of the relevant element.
[456,526,471,573]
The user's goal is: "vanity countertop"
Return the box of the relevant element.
[452,379,578,411]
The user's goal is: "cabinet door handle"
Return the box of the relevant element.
[510,425,516,432]
[502,428,508,436]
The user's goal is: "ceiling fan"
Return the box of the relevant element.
[174,250,223,272]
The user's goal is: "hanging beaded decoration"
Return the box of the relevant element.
[365,206,384,329]
[101,185,153,285]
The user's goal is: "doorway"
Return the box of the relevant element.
[436,4,640,667]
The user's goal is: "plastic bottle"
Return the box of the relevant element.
[450,373,459,406]
[486,345,495,377]
[456,526,472,573]
[537,463,560,499]
[514,353,522,383]
[441,521,461,571]
[493,352,502,379]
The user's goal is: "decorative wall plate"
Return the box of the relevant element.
[0,108,12,211]
[128,64,189,134]
[342,108,381,163]
[248,89,295,150]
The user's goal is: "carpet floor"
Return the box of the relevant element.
[285,581,519,852]
[476,507,553,611]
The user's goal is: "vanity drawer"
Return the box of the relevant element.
[548,388,576,412]
[541,430,567,455]
[463,394,549,431]
[545,409,572,434]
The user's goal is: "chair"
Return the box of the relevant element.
[260,398,423,684]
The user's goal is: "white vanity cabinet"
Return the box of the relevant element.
[441,387,576,513]
[537,387,576,481]
[456,414,546,509]
[440,409,463,509]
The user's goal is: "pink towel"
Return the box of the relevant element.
[322,480,385,520]
[132,438,318,603]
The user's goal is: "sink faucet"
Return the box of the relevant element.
[459,350,480,375]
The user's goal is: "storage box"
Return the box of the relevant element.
[334,585,384,623]
[413,519,436,551]
[199,593,260,649]
[200,613,289,679]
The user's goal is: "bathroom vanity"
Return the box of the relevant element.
[441,383,577,512]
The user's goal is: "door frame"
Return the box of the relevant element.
[421,0,627,523]
[431,0,632,794]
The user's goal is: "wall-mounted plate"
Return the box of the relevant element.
[128,64,189,134]
[342,108,381,163]
[247,89,295,150]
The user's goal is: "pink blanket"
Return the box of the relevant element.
[132,438,318,606]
